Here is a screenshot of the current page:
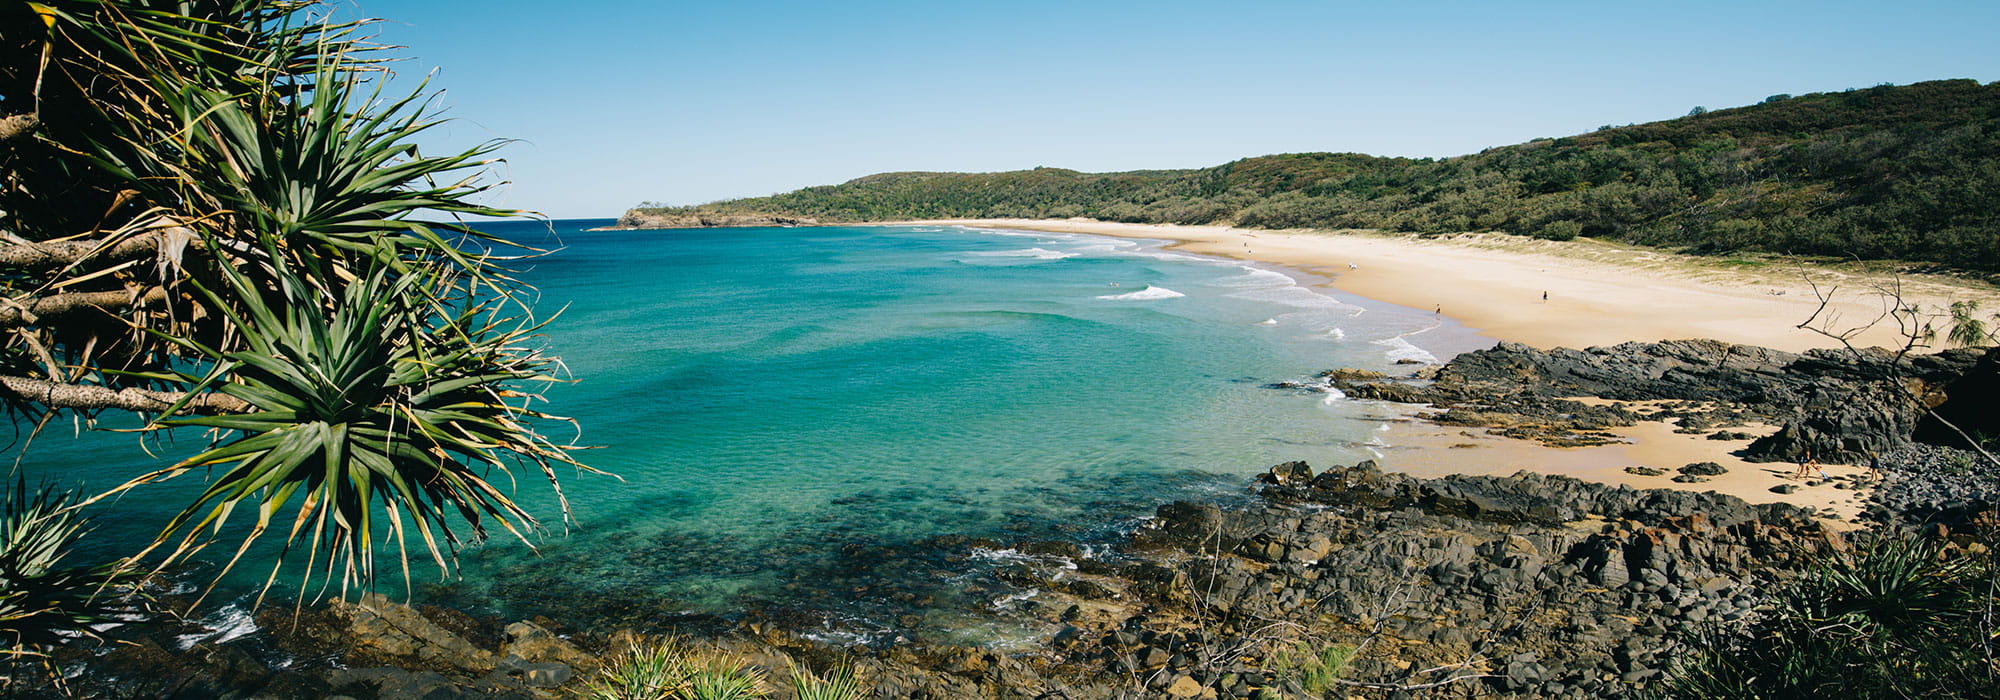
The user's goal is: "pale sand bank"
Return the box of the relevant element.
[1356,404,1871,523]
[881,219,1996,525]
[894,218,2000,353]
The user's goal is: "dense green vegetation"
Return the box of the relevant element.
[636,79,2000,271]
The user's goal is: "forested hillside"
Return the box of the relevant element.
[628,80,2000,271]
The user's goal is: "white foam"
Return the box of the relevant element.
[992,590,1041,611]
[801,627,882,648]
[967,547,1079,570]
[1372,336,1439,364]
[1326,328,1347,340]
[1256,318,1278,326]
[1210,268,1297,289]
[1070,243,1132,255]
[970,247,1076,260]
[1121,249,1214,264]
[1320,386,1349,405]
[1225,286,1360,312]
[977,229,1134,248]
[1097,286,1186,301]
[174,604,259,650]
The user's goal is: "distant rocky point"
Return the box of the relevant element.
[601,210,816,230]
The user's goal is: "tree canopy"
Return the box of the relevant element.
[637,79,2000,272]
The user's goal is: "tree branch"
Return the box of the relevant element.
[0,287,168,327]
[0,232,162,272]
[1796,266,2000,468]
[0,113,36,143]
[0,375,250,415]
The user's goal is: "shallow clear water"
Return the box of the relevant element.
[22,220,1487,639]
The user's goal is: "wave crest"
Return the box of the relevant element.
[969,247,1077,260]
[1097,286,1186,301]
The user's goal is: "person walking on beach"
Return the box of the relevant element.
[1542,290,1549,303]
[1866,450,1883,480]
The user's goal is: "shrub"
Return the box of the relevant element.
[1537,220,1584,241]
[1,479,143,677]
[580,638,770,700]
[1654,536,1998,699]
[580,642,690,700]
[683,655,766,700]
[1268,640,1355,697]
[789,661,865,700]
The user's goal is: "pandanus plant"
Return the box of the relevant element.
[0,0,595,646]
[0,478,142,657]
[109,248,591,606]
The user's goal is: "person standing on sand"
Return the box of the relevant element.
[1542,290,1549,303]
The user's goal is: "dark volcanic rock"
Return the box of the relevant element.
[1308,339,1989,489]
[1680,461,1728,476]
[1435,339,1799,402]
[1867,443,2000,528]
[612,210,817,229]
[1916,346,2000,447]
[41,457,1878,700]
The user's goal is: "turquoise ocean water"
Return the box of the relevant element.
[24,220,1488,644]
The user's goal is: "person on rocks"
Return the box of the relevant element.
[1866,450,1883,481]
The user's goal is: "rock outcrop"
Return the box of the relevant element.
[1314,339,1986,465]
[608,209,819,229]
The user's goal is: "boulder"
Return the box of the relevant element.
[1917,346,2000,446]
[334,593,497,674]
[1260,461,1314,486]
[501,621,596,671]
[1679,462,1727,476]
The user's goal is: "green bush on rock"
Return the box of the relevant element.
[1655,535,1998,699]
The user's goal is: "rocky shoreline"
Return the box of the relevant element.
[47,460,1920,700]
[602,210,818,230]
[25,341,1997,699]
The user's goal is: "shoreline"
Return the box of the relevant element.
[878,219,2000,354]
[874,219,2000,524]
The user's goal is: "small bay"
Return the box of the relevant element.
[23,219,1485,640]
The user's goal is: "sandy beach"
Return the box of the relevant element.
[884,219,2000,524]
[899,219,2000,353]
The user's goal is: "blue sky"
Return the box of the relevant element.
[346,1,2000,219]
